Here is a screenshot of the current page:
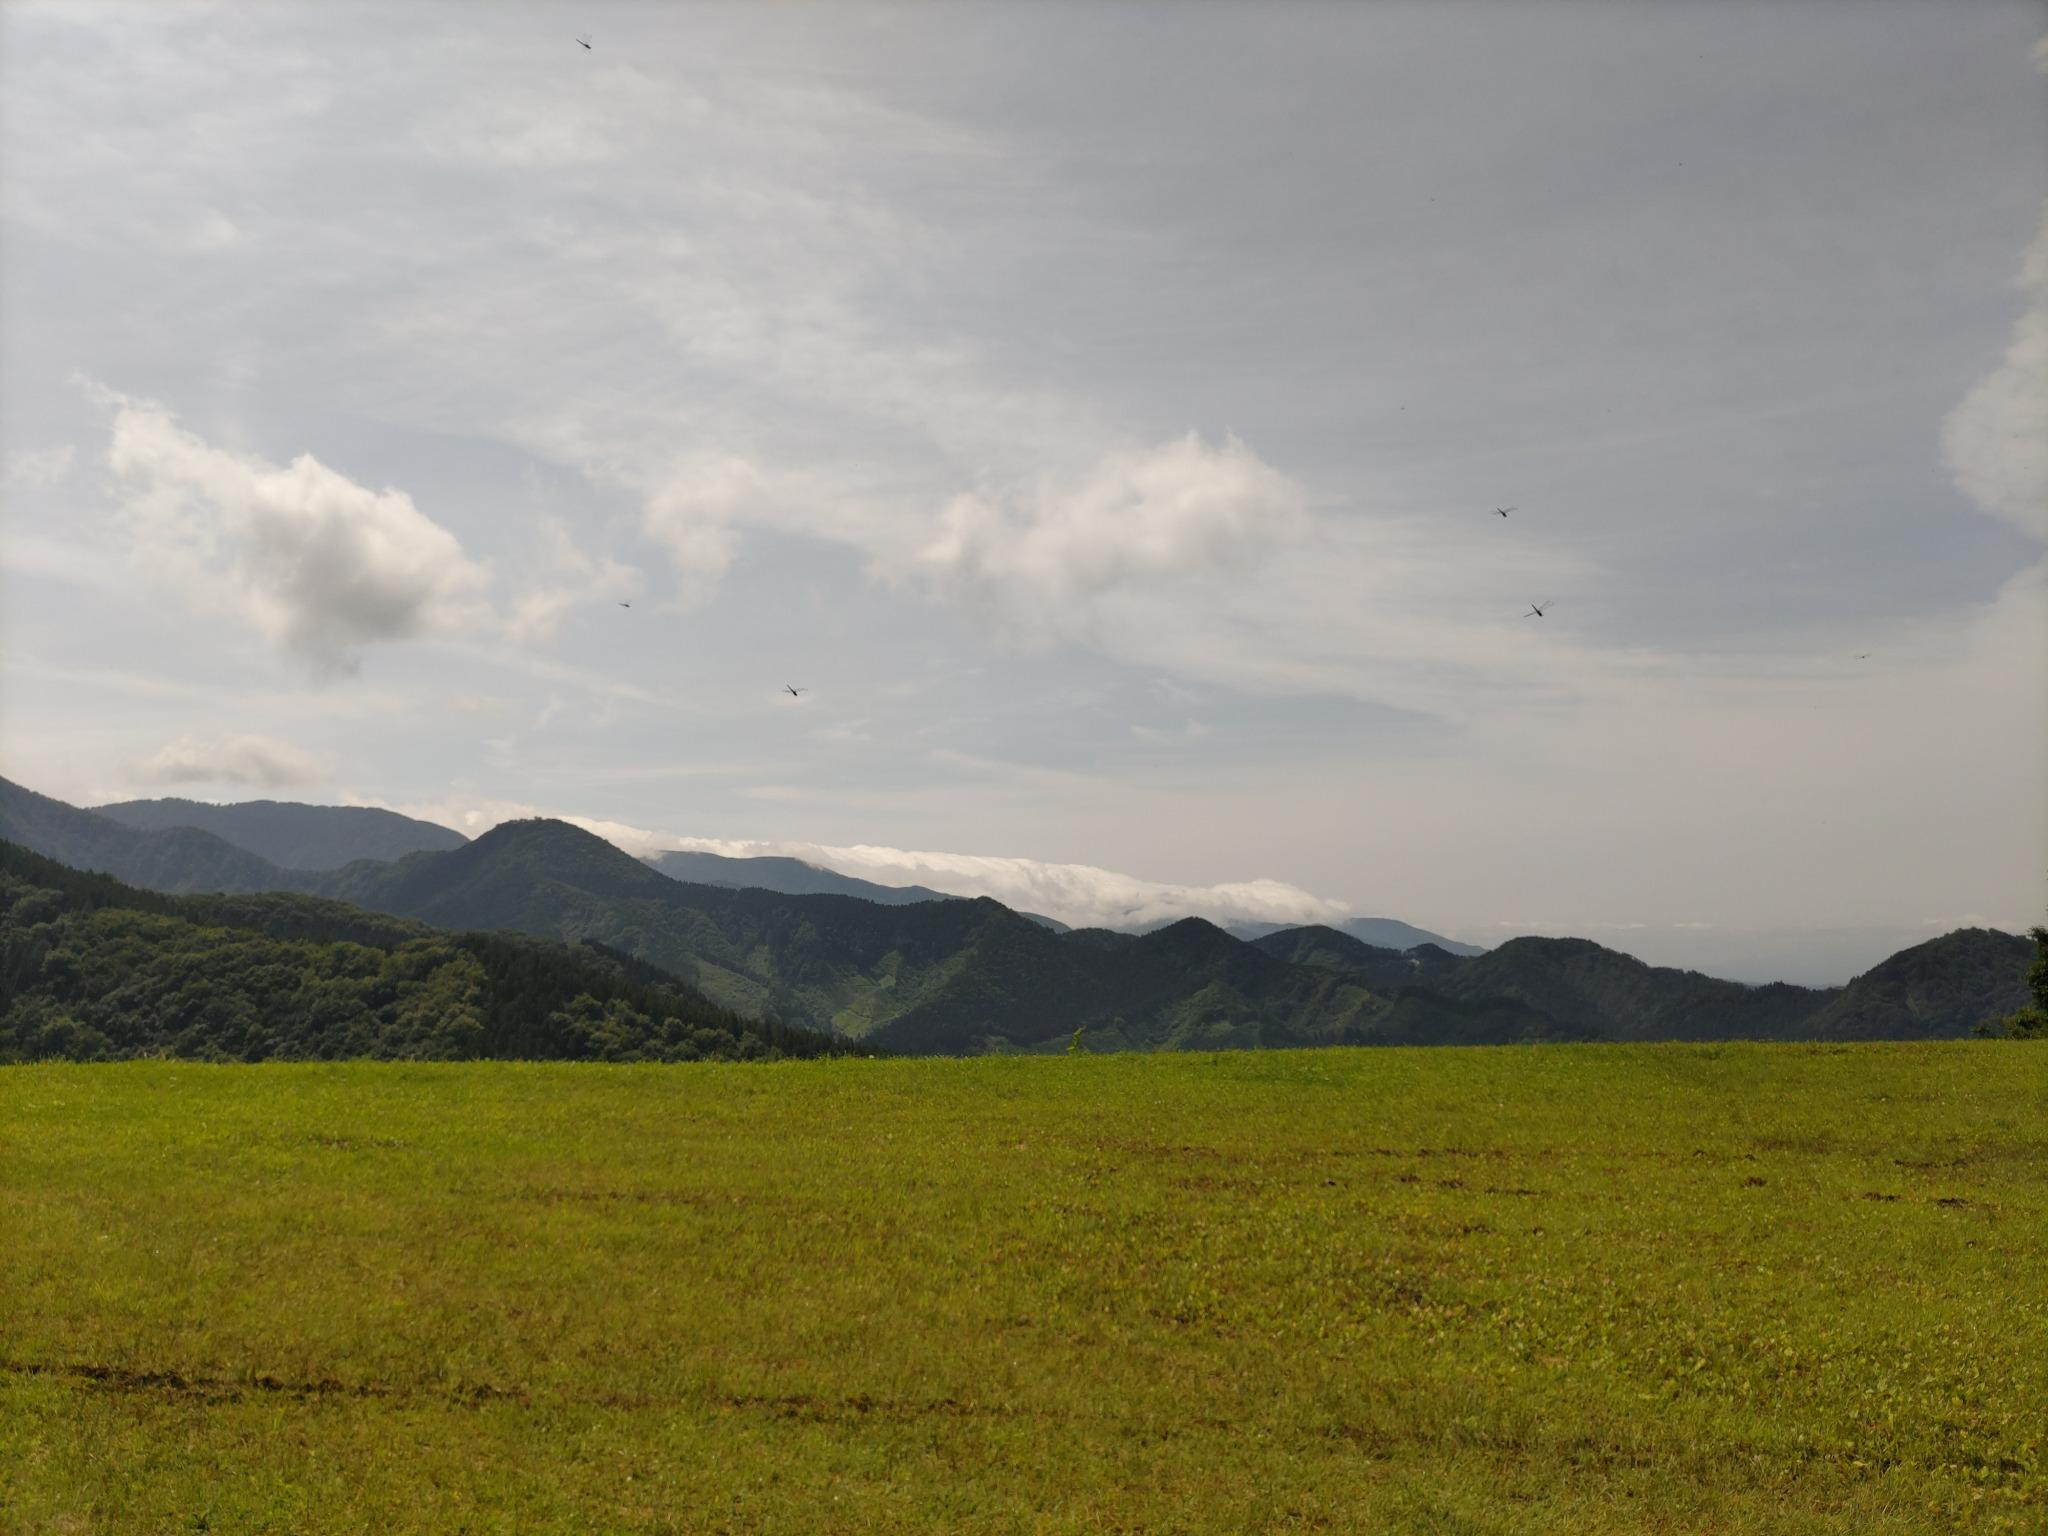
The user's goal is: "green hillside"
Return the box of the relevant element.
[1807,927,2038,1038]
[0,841,838,1063]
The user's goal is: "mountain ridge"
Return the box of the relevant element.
[0,777,2030,1051]
[1228,916,1487,957]
[92,796,466,870]
[0,838,841,1063]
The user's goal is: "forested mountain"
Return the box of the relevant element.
[1804,928,2035,1039]
[0,840,839,1063]
[1250,925,1468,990]
[865,913,1397,1056]
[0,776,288,894]
[1228,916,1486,957]
[309,819,1394,1051]
[93,796,466,870]
[1425,936,1832,1041]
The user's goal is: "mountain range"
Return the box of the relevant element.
[1227,916,1484,956]
[642,849,1072,932]
[0,775,2032,1053]
[92,795,466,869]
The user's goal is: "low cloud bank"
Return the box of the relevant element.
[348,793,1350,931]
[130,734,328,790]
[632,830,1348,932]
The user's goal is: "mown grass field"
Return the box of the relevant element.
[3,1045,2043,1534]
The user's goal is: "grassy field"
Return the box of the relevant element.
[2,1045,2043,1534]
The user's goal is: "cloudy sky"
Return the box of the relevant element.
[2,1,2043,982]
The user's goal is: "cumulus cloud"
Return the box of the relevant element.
[130,733,328,789]
[1942,202,2048,541]
[97,391,489,674]
[913,433,1311,636]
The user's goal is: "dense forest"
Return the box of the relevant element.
[0,841,845,1064]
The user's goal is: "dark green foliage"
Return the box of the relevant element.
[90,796,467,870]
[1805,927,2035,1040]
[0,840,844,1064]
[1369,987,1597,1045]
[1976,924,2048,1038]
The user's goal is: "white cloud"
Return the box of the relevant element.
[640,455,765,589]
[182,211,242,253]
[745,838,1351,931]
[96,391,489,675]
[505,516,640,642]
[130,733,328,789]
[1942,202,2048,541]
[623,824,1354,930]
[4,443,76,488]
[913,434,1310,637]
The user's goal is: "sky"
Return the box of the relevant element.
[2,1,2044,984]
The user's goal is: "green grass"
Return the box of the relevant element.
[2,1044,2043,1534]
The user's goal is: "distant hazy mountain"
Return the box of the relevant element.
[1228,917,1486,957]
[93,796,466,870]
[1424,936,1829,1041]
[0,776,287,894]
[1249,925,1468,990]
[646,848,1069,931]
[647,849,952,905]
[1250,923,2030,1043]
